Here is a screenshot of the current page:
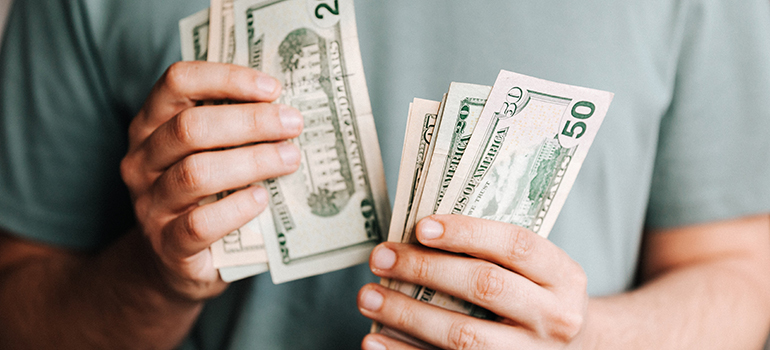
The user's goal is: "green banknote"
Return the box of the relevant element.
[377,71,613,347]
[437,70,613,237]
[179,8,209,62]
[408,83,491,243]
[234,0,390,284]
[180,8,269,282]
[386,98,440,244]
[207,0,236,64]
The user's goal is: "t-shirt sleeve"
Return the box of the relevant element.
[645,0,770,229]
[0,0,131,249]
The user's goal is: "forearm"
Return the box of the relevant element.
[584,257,770,350]
[0,230,203,349]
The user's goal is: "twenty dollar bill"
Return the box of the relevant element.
[180,7,269,281]
[234,0,390,284]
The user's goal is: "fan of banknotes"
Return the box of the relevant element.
[178,0,614,290]
[180,0,390,284]
[374,73,613,345]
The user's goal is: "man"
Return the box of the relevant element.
[1,1,769,349]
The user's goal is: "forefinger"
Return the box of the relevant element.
[414,215,584,288]
[141,103,303,171]
[135,61,281,141]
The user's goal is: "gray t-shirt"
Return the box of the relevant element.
[2,1,770,349]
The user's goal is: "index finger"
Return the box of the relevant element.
[136,61,281,139]
[414,215,584,288]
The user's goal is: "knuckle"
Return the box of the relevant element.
[395,303,417,330]
[470,265,505,303]
[459,219,482,247]
[120,156,137,187]
[506,226,534,263]
[410,254,432,280]
[447,320,483,350]
[546,309,584,342]
[176,156,209,193]
[570,264,588,291]
[164,62,190,92]
[183,209,210,244]
[224,64,240,91]
[249,146,275,177]
[233,191,259,219]
[172,110,204,146]
[247,106,265,135]
[121,153,155,192]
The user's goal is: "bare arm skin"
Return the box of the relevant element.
[0,61,304,349]
[0,229,202,349]
[360,214,770,350]
[585,214,770,349]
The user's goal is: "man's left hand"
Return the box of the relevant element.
[358,214,588,349]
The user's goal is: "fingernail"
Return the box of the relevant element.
[361,289,384,312]
[418,218,444,240]
[279,105,303,132]
[363,338,387,350]
[372,246,396,270]
[277,141,300,166]
[256,75,278,94]
[252,186,268,206]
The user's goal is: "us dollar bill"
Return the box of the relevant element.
[381,85,493,335]
[179,8,210,62]
[208,0,236,64]
[374,98,443,335]
[378,98,439,307]
[386,99,440,244]
[234,0,390,284]
[377,71,613,346]
[397,94,446,246]
[180,9,269,280]
[407,83,491,242]
[386,101,416,242]
[437,70,613,237]
[375,91,494,337]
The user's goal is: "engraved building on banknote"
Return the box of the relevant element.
[279,29,355,217]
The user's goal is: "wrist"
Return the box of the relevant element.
[112,229,207,306]
[572,297,619,350]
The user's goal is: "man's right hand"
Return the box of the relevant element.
[0,61,303,349]
[120,61,303,301]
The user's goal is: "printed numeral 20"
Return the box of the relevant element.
[315,0,339,19]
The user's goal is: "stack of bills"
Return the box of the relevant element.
[376,72,613,345]
[179,0,390,284]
